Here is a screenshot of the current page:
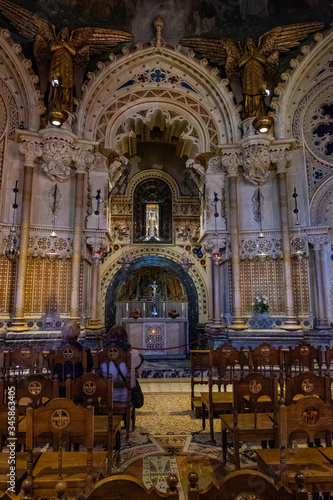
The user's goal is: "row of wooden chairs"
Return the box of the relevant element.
[190,342,332,418]
[202,368,333,444]
[0,469,307,500]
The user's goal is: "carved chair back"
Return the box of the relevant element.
[5,346,44,377]
[279,395,333,447]
[68,372,113,412]
[284,342,322,377]
[249,343,284,377]
[285,371,332,406]
[48,344,88,384]
[14,373,59,412]
[187,470,307,499]
[25,398,94,475]
[233,372,279,416]
[85,474,179,500]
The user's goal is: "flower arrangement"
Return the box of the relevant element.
[252,295,269,314]
[168,310,180,319]
[130,309,141,319]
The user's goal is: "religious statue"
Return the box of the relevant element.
[0,0,132,113]
[181,21,324,119]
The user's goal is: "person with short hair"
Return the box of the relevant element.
[53,320,93,386]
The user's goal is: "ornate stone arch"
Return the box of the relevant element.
[100,245,208,324]
[0,29,42,132]
[76,44,241,147]
[310,177,333,226]
[272,28,333,140]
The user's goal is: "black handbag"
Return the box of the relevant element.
[131,378,144,408]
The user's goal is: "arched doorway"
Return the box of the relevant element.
[105,256,199,351]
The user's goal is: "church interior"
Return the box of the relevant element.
[0,0,333,498]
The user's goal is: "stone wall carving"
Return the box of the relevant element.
[310,177,333,226]
[42,140,73,182]
[0,256,16,314]
[101,245,207,318]
[0,77,19,138]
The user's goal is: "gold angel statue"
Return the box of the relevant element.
[182,22,324,119]
[0,0,132,113]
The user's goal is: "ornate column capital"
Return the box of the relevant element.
[308,233,328,250]
[222,152,240,178]
[270,147,292,174]
[86,234,108,265]
[241,143,271,185]
[72,147,95,174]
[19,140,43,167]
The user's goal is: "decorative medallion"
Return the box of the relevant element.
[20,348,31,358]
[300,346,310,357]
[63,348,73,359]
[51,409,70,429]
[302,407,319,425]
[260,346,271,357]
[248,380,262,394]
[83,381,97,395]
[221,347,232,358]
[301,379,314,393]
[28,381,42,395]
[108,347,119,359]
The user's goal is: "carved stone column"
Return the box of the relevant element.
[9,139,42,331]
[308,234,330,329]
[273,149,300,330]
[86,236,107,330]
[70,148,94,321]
[223,153,248,330]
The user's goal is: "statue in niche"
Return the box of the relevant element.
[0,0,132,113]
[146,204,159,240]
[181,21,324,118]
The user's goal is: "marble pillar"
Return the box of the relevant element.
[308,234,330,329]
[86,236,107,330]
[8,140,42,331]
[275,152,300,330]
[223,155,247,330]
[70,170,85,321]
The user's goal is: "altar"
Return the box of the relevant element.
[121,318,188,357]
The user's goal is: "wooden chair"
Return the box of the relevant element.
[25,398,107,499]
[324,345,333,370]
[15,373,59,412]
[47,344,88,396]
[220,372,279,469]
[4,346,44,377]
[279,395,333,448]
[190,349,209,417]
[94,343,133,441]
[285,371,332,406]
[249,342,284,380]
[284,342,323,377]
[68,373,122,472]
[0,478,35,499]
[201,344,244,443]
[187,469,307,499]
[84,474,179,499]
[0,403,41,493]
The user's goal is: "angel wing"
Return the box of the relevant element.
[0,0,56,93]
[70,27,132,97]
[258,21,325,80]
[181,37,241,79]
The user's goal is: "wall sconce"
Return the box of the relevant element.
[252,90,273,134]
[179,246,194,272]
[4,181,20,261]
[47,77,68,127]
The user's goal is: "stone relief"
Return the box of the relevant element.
[42,140,72,182]
[242,144,271,185]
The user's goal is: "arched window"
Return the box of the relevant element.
[133,179,172,244]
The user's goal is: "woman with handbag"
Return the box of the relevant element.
[100,325,144,407]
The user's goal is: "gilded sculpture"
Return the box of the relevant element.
[182,22,324,119]
[0,0,132,114]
